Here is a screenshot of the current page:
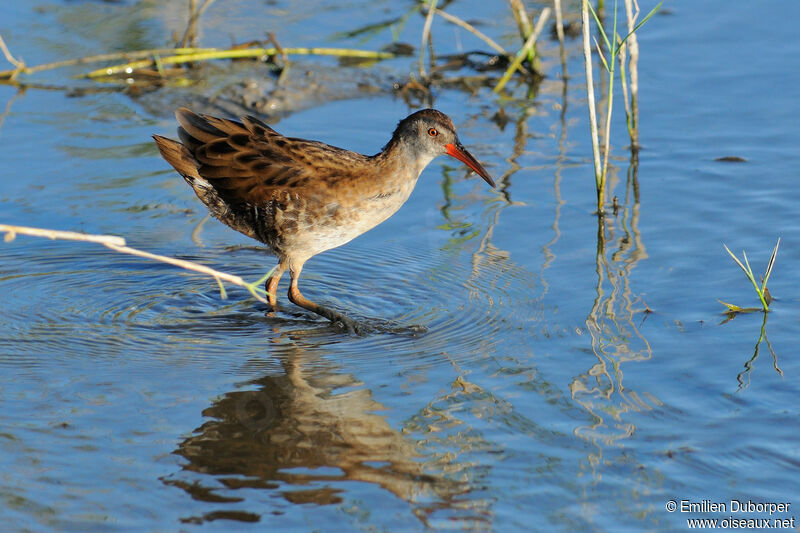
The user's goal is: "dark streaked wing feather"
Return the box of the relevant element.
[173,107,366,205]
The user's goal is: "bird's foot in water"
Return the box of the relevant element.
[328,313,363,335]
[268,303,426,336]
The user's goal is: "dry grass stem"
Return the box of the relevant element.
[493,7,550,93]
[509,0,534,37]
[0,34,25,79]
[581,0,602,203]
[531,9,552,48]
[623,0,641,146]
[180,0,217,48]
[0,224,271,304]
[268,32,289,64]
[0,45,214,79]
[267,32,291,85]
[84,47,394,78]
[617,34,630,135]
[553,0,566,66]
[419,0,439,80]
[0,224,126,246]
[434,9,507,56]
[508,0,534,63]
[0,37,392,81]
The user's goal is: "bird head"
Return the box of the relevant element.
[388,109,495,188]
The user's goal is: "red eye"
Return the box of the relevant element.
[428,128,438,137]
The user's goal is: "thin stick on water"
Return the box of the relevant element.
[419,0,439,80]
[182,0,198,47]
[0,224,273,304]
[617,33,631,142]
[509,0,534,40]
[508,0,535,63]
[1,225,125,247]
[180,0,217,48]
[0,39,393,80]
[0,45,211,79]
[581,0,603,209]
[623,0,641,147]
[0,34,25,79]
[267,32,291,85]
[83,47,394,78]
[532,8,552,52]
[267,32,289,65]
[434,9,507,56]
[553,0,567,68]
[493,7,550,93]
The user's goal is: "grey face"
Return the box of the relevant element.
[395,109,494,187]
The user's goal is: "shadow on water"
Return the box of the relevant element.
[162,341,486,527]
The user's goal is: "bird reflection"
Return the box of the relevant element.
[164,343,466,525]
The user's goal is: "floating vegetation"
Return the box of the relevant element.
[720,238,780,315]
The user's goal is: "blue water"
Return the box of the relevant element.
[1,0,799,530]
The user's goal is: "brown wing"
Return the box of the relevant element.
[173,107,358,205]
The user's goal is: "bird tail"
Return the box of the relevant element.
[153,133,219,208]
[153,133,258,240]
[153,134,203,184]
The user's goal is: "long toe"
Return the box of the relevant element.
[331,314,364,335]
[309,304,364,334]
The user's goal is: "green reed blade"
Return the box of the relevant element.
[761,237,780,292]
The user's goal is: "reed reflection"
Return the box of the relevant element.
[736,312,782,390]
[572,153,659,450]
